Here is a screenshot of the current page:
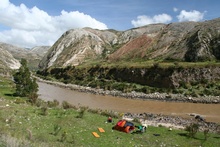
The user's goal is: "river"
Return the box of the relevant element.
[38,81,220,123]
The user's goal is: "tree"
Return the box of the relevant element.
[13,59,38,103]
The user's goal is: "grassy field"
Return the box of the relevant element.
[0,76,220,147]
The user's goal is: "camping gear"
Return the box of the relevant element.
[92,132,100,138]
[135,125,146,133]
[112,120,135,133]
[98,128,105,133]
[107,117,113,123]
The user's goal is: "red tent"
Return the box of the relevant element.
[112,120,135,133]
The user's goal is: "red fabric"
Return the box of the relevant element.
[114,120,135,133]
[117,120,126,127]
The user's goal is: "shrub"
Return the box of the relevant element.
[185,123,199,138]
[62,101,75,109]
[204,89,212,96]
[47,100,59,108]
[76,106,88,118]
[28,93,38,104]
[204,129,209,140]
[191,91,199,97]
[35,99,45,107]
[179,81,190,89]
[40,106,48,116]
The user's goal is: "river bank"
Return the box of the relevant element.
[35,77,220,133]
[122,112,219,133]
[35,76,220,104]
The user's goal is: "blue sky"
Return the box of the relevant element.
[0,0,219,48]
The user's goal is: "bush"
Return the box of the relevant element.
[62,101,75,109]
[35,99,45,107]
[185,123,199,138]
[40,106,48,116]
[76,106,88,118]
[191,91,199,97]
[204,129,209,140]
[47,100,59,108]
[28,93,38,104]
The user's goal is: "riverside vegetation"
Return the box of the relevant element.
[0,75,220,146]
[37,61,220,103]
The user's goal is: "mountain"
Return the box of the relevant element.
[0,46,20,74]
[39,18,220,69]
[30,46,51,58]
[0,42,50,72]
[38,24,165,68]
[0,42,30,60]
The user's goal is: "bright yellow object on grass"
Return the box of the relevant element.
[92,132,100,138]
[98,128,105,133]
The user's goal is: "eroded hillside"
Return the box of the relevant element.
[39,18,220,69]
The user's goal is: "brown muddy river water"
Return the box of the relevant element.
[38,82,220,123]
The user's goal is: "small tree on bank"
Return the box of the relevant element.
[13,59,38,103]
[185,123,199,138]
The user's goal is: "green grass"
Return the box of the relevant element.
[78,59,220,69]
[0,76,15,99]
[0,76,220,147]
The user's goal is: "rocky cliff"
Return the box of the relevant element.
[39,18,220,69]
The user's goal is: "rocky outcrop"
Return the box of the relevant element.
[184,19,220,61]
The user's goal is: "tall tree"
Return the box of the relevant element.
[13,59,38,103]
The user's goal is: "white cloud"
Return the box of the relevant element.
[177,10,205,22]
[173,7,178,12]
[0,0,9,9]
[0,0,108,48]
[131,14,172,27]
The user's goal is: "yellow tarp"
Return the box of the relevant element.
[98,127,105,133]
[92,132,100,138]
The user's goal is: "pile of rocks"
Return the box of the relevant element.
[123,112,219,133]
